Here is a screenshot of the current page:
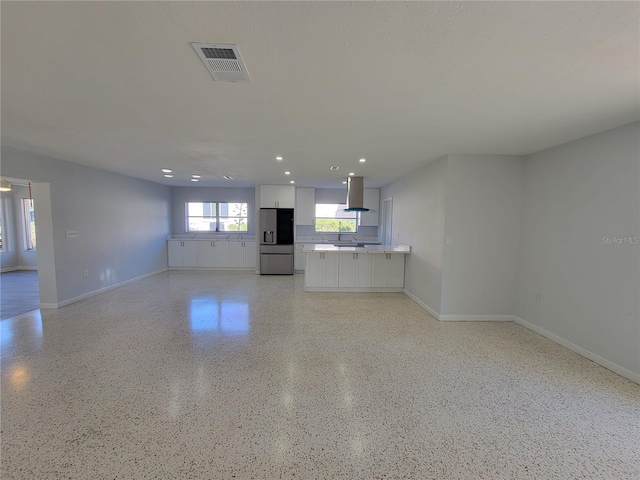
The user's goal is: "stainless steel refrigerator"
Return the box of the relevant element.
[260,208,294,275]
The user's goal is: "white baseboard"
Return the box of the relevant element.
[439,314,515,322]
[1,266,38,273]
[39,303,59,309]
[48,268,168,309]
[402,289,440,319]
[168,267,254,271]
[306,286,404,292]
[514,316,639,384]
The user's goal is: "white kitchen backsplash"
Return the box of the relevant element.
[295,225,378,237]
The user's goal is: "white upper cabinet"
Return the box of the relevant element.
[260,185,295,208]
[295,187,315,225]
[360,188,380,226]
[260,186,277,208]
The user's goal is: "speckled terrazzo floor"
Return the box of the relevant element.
[1,271,638,479]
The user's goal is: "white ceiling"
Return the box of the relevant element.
[1,1,638,188]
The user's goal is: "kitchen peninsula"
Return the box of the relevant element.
[303,244,410,292]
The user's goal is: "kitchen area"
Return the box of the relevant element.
[167,180,410,290]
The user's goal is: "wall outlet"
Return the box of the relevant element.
[446,236,452,245]
[66,230,79,238]
[83,269,88,277]
[535,293,541,303]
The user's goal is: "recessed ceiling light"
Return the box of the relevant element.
[161,168,173,173]
[164,174,174,178]
[342,181,347,184]
[191,174,201,178]
[290,180,295,184]
[191,178,199,182]
[276,156,283,161]
[223,175,233,180]
[349,172,355,176]
[330,166,339,171]
[359,158,366,163]
[285,171,290,175]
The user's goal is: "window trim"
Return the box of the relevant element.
[0,197,6,251]
[186,201,248,233]
[22,198,36,251]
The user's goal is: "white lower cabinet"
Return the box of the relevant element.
[229,241,256,268]
[243,242,256,269]
[338,252,372,288]
[168,240,199,267]
[197,241,215,267]
[229,242,244,267]
[305,252,338,288]
[371,253,405,288]
[169,240,255,269]
[213,242,230,268]
[168,240,183,267]
[294,243,306,271]
[304,248,407,291]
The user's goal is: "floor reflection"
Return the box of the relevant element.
[190,298,249,335]
[0,310,43,349]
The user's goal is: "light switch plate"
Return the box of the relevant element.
[66,230,79,238]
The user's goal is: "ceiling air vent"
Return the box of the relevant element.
[191,43,251,83]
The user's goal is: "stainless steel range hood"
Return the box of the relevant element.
[345,176,373,212]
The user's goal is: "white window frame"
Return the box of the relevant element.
[314,203,358,234]
[22,198,36,251]
[186,202,248,232]
[0,197,6,251]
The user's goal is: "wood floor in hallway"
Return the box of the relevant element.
[0,270,39,320]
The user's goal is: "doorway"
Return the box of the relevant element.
[0,177,46,318]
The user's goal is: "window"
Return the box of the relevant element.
[218,202,248,232]
[22,198,36,250]
[0,197,5,251]
[187,202,217,231]
[315,204,357,233]
[186,202,248,232]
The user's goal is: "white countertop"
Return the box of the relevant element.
[303,243,410,253]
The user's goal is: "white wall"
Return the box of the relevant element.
[381,156,448,314]
[515,122,640,379]
[440,155,524,317]
[171,186,256,234]
[1,147,172,306]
